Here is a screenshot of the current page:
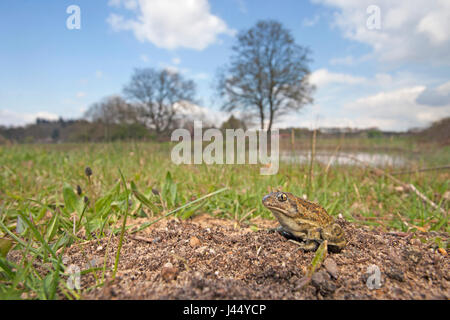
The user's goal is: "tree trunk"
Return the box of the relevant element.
[267,108,274,132]
[259,107,265,130]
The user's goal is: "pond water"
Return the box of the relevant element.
[280,151,408,167]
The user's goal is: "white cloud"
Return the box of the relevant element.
[416,80,450,106]
[95,70,103,78]
[76,91,86,98]
[329,54,372,66]
[273,82,450,131]
[164,65,179,74]
[310,68,435,91]
[314,0,450,64]
[310,68,366,87]
[140,54,149,62]
[108,0,138,10]
[107,0,235,50]
[416,8,450,45]
[302,14,320,27]
[342,86,450,130]
[175,102,228,126]
[0,110,59,127]
[157,61,190,75]
[172,57,181,65]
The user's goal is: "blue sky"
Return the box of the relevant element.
[1,0,449,131]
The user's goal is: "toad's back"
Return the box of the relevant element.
[292,195,334,226]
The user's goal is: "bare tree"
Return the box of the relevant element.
[84,95,138,140]
[123,68,196,134]
[84,95,131,123]
[217,20,315,131]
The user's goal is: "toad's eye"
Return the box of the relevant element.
[277,193,287,202]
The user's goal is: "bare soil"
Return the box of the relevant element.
[61,215,449,299]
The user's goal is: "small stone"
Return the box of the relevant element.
[189,236,201,247]
[311,271,336,295]
[301,266,308,275]
[323,258,339,279]
[404,248,422,264]
[392,288,404,296]
[388,249,402,265]
[386,267,405,282]
[86,258,102,269]
[295,276,311,290]
[196,246,208,254]
[152,237,161,243]
[96,245,103,252]
[289,275,298,284]
[311,271,327,286]
[161,262,178,282]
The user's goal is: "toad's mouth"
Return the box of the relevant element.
[266,206,291,216]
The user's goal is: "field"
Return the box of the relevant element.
[0,137,448,299]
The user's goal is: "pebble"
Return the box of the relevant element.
[311,271,336,295]
[196,246,208,254]
[388,249,402,265]
[386,267,405,282]
[161,262,178,282]
[189,236,201,247]
[405,248,422,264]
[323,258,339,279]
[409,238,421,246]
[152,237,161,243]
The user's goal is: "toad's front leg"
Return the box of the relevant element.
[288,239,319,251]
[267,226,299,241]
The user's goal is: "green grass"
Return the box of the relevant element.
[0,140,448,299]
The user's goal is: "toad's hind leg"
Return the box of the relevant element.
[288,228,322,251]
